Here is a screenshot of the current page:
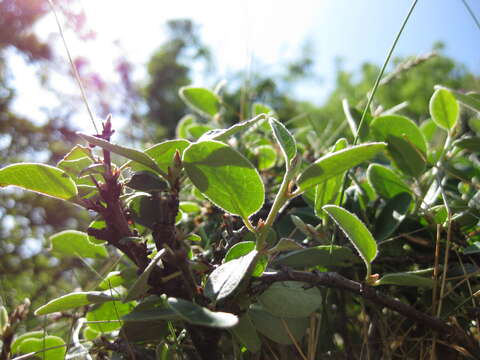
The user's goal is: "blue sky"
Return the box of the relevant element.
[10,0,480,131]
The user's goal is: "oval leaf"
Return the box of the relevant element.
[322,205,377,274]
[35,292,116,315]
[167,297,238,328]
[297,143,386,192]
[429,88,459,130]
[224,241,267,277]
[367,164,411,199]
[179,86,220,117]
[231,313,261,353]
[248,305,309,345]
[183,140,265,218]
[269,117,297,166]
[16,335,65,360]
[0,163,77,201]
[50,230,108,259]
[205,250,258,302]
[86,301,135,333]
[258,281,322,318]
[370,116,427,177]
[375,273,434,288]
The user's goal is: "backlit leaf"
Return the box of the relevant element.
[367,164,411,199]
[50,230,108,259]
[0,163,77,201]
[323,205,377,275]
[297,143,386,192]
[16,335,65,360]
[183,140,265,218]
[179,86,221,116]
[429,88,459,130]
[269,117,297,167]
[35,292,116,315]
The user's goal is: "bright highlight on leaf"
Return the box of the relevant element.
[35,291,116,315]
[269,117,297,167]
[297,143,386,192]
[204,250,258,302]
[50,230,108,259]
[183,140,265,218]
[429,88,459,130]
[323,205,377,278]
[179,86,221,117]
[0,163,77,201]
[167,297,238,328]
[370,116,427,177]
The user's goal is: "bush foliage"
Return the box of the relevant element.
[1,81,480,359]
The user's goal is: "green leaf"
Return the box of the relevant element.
[128,193,161,229]
[254,145,277,170]
[78,133,163,174]
[224,241,267,277]
[187,124,214,139]
[248,305,309,345]
[370,116,427,177]
[258,281,322,318]
[367,164,411,199]
[122,320,169,343]
[268,238,304,254]
[252,102,276,117]
[138,139,190,173]
[122,307,179,322]
[274,245,357,269]
[231,313,261,353]
[429,88,459,130]
[0,163,77,201]
[375,272,434,288]
[453,136,480,152]
[16,335,66,360]
[125,250,164,302]
[11,331,44,354]
[183,140,265,218]
[50,230,108,259]
[323,205,377,277]
[464,242,480,255]
[269,117,297,167]
[34,291,116,315]
[179,86,221,117]
[205,250,258,302]
[86,300,135,333]
[167,297,238,328]
[297,143,386,192]
[179,201,201,214]
[87,219,107,244]
[199,114,265,142]
[314,138,348,217]
[98,271,124,290]
[435,85,480,113]
[374,193,412,241]
[125,171,168,192]
[176,114,196,138]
